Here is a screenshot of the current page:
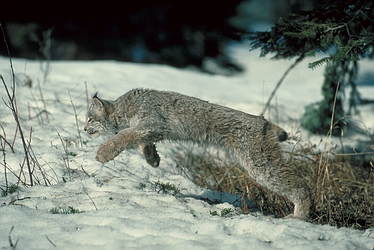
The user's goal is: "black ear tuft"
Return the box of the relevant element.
[93,91,99,98]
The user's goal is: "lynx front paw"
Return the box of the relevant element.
[96,141,118,163]
[283,214,299,220]
[143,144,161,167]
[96,151,110,163]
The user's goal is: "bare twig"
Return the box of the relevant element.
[1,139,9,195]
[68,90,83,148]
[261,55,304,116]
[38,82,49,123]
[1,162,22,185]
[8,196,31,205]
[28,83,50,123]
[25,129,50,186]
[85,81,89,110]
[83,188,98,210]
[56,130,71,182]
[45,235,56,247]
[1,25,33,186]
[38,28,53,85]
[81,166,91,177]
[11,125,18,150]
[28,110,51,121]
[38,156,60,184]
[0,124,14,153]
[328,80,341,137]
[8,226,18,249]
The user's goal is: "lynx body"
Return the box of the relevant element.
[84,88,311,220]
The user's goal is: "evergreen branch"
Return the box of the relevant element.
[308,57,332,70]
[245,0,374,61]
[283,30,317,39]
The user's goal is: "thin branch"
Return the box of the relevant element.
[38,81,49,123]
[68,90,83,148]
[0,23,15,100]
[261,55,304,116]
[1,139,9,195]
[83,189,98,210]
[8,226,18,249]
[45,235,56,247]
[328,79,341,137]
[28,110,52,120]
[85,81,89,110]
[1,24,33,185]
[56,130,71,182]
[0,124,14,153]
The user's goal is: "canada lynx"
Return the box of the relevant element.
[84,88,311,220]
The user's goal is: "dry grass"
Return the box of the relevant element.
[169,139,374,230]
[169,144,295,217]
[310,153,374,229]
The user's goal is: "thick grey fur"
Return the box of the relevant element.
[84,88,311,220]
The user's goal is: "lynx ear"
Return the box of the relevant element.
[92,92,104,110]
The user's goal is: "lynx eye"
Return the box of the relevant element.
[87,117,93,123]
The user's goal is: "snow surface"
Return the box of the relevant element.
[0,42,373,249]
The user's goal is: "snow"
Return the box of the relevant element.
[1,42,373,249]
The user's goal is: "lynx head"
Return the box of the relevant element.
[84,93,115,138]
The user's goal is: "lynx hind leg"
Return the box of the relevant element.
[286,196,311,220]
[283,176,312,220]
[141,144,161,167]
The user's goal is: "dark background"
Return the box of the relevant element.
[1,0,323,74]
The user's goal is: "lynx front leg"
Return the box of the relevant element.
[96,138,122,163]
[244,159,311,220]
[96,126,162,163]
